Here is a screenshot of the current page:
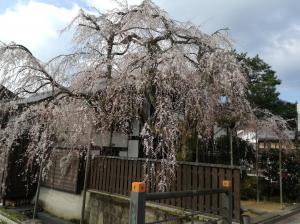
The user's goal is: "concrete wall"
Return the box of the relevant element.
[38,187,84,221]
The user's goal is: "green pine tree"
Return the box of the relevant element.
[238,53,297,128]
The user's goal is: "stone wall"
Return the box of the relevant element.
[38,187,222,223]
[85,190,221,224]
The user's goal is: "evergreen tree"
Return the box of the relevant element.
[238,54,297,128]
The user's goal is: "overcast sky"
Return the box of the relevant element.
[0,0,299,102]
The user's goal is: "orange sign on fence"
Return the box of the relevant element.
[132,182,146,192]
[222,180,232,188]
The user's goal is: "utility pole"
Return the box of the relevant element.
[196,136,199,163]
[33,157,44,219]
[230,128,233,167]
[80,129,92,224]
[297,104,299,157]
[279,143,283,209]
[255,127,259,203]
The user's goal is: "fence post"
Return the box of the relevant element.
[221,180,232,224]
[129,182,146,224]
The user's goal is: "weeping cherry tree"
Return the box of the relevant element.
[0,0,251,189]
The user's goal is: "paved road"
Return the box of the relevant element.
[274,212,300,224]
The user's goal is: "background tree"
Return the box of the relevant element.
[260,150,300,201]
[214,134,255,166]
[238,53,298,202]
[283,156,300,200]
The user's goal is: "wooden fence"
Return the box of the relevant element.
[43,149,84,194]
[88,156,241,221]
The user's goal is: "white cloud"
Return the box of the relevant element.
[0,1,80,60]
[262,25,300,77]
[260,25,300,101]
[85,0,143,12]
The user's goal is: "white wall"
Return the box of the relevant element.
[93,131,128,148]
[127,140,139,157]
[214,125,227,139]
